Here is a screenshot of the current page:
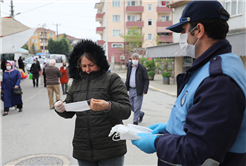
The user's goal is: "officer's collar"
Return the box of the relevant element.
[187,39,231,73]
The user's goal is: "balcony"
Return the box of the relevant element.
[156,36,173,43]
[97,40,105,46]
[96,27,105,34]
[157,21,173,27]
[126,6,144,13]
[40,43,48,46]
[96,13,104,22]
[95,2,103,10]
[126,21,144,28]
[39,35,48,39]
[156,6,172,13]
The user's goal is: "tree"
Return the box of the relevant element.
[47,36,72,55]
[22,44,29,50]
[119,26,146,63]
[31,43,36,54]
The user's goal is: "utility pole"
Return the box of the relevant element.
[42,23,47,56]
[10,0,14,17]
[53,23,61,41]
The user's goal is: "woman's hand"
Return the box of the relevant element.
[54,100,66,113]
[14,86,19,89]
[90,98,110,111]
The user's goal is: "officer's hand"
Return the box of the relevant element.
[148,123,167,134]
[54,100,66,113]
[131,133,157,154]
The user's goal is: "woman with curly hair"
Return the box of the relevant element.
[54,39,131,166]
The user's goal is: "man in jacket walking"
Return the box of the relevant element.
[125,53,149,125]
[131,1,246,166]
[30,59,41,87]
[45,59,62,110]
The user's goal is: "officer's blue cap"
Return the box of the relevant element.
[167,1,229,33]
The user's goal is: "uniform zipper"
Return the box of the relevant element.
[86,75,94,161]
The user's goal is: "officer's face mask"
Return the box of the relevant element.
[179,26,199,59]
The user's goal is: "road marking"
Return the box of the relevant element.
[24,89,45,102]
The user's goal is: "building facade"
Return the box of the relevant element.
[27,28,56,54]
[95,0,173,64]
[146,0,246,81]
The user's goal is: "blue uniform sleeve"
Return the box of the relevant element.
[155,75,245,165]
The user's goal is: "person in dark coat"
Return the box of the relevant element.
[30,59,41,87]
[126,58,132,67]
[54,39,131,166]
[18,56,25,72]
[125,53,149,125]
[1,61,23,116]
[43,62,48,87]
[1,56,7,72]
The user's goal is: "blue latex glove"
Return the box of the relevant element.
[148,123,167,134]
[132,133,158,154]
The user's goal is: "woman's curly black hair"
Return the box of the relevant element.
[68,39,109,79]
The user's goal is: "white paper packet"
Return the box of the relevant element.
[108,124,153,141]
[64,100,90,112]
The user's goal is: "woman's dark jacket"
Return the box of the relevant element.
[56,71,131,162]
[30,63,40,75]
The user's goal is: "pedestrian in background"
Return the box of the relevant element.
[1,61,23,116]
[132,1,246,165]
[125,53,149,125]
[60,61,69,95]
[126,58,132,68]
[1,56,7,72]
[45,59,62,110]
[30,59,41,87]
[54,39,131,166]
[18,56,25,72]
[43,62,48,87]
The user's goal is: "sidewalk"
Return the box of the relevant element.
[113,69,177,97]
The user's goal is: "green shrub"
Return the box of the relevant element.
[162,72,172,78]
[148,70,155,76]
[168,68,173,71]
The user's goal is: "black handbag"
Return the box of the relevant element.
[7,73,23,95]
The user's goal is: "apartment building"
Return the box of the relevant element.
[146,0,246,80]
[27,28,56,53]
[95,0,173,64]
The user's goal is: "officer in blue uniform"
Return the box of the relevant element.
[131,1,246,166]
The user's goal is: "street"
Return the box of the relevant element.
[1,70,176,166]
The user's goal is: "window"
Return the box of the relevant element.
[112,0,120,7]
[148,4,153,11]
[34,32,37,36]
[225,0,243,15]
[34,46,38,50]
[32,39,37,43]
[113,30,121,37]
[161,15,169,21]
[148,34,153,40]
[127,15,136,21]
[49,33,54,37]
[113,15,121,22]
[148,19,153,26]
[112,43,124,48]
[158,0,170,7]
[127,1,136,6]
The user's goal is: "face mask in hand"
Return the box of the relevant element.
[179,26,199,59]
[132,60,138,65]
[6,66,11,70]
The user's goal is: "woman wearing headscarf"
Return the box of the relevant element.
[1,62,23,116]
[54,39,131,166]
[60,61,69,95]
[18,56,25,72]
